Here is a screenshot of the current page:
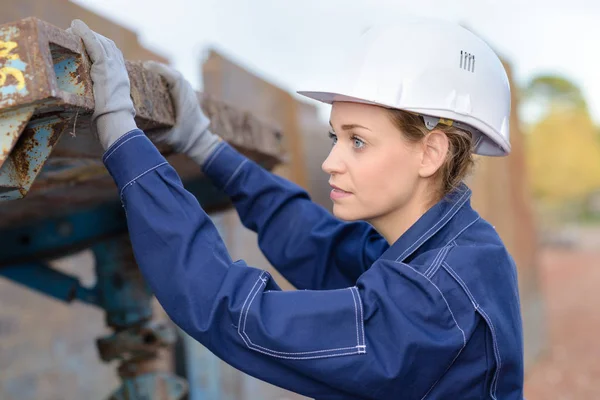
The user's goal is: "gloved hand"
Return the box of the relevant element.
[68,19,137,150]
[144,61,222,167]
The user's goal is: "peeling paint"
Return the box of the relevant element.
[0,17,283,205]
[0,106,35,169]
[0,39,27,94]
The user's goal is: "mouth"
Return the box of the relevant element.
[329,183,352,200]
[329,183,351,193]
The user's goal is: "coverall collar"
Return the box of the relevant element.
[379,183,473,263]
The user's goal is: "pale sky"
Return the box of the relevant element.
[72,0,599,123]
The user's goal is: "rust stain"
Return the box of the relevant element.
[47,119,68,147]
[0,17,284,214]
[6,114,68,191]
[0,109,34,170]
[67,52,86,92]
[12,140,30,183]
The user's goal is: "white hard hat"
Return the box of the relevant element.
[298,16,511,156]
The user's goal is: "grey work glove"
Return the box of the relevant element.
[68,19,137,150]
[144,61,222,167]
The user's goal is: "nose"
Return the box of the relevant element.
[322,145,345,175]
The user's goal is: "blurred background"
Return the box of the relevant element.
[0,0,599,399]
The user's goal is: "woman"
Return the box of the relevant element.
[68,15,524,400]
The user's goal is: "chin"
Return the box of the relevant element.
[332,204,370,222]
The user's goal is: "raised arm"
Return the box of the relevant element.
[143,60,388,291]
[103,129,474,399]
[201,140,388,289]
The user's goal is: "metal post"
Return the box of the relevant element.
[92,235,187,400]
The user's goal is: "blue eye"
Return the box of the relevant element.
[328,131,337,145]
[352,137,365,149]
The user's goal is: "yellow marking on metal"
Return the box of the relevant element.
[0,40,26,90]
[0,67,25,90]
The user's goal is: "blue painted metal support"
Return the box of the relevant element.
[92,236,187,399]
[0,177,230,266]
[0,175,232,400]
[110,373,187,400]
[0,235,188,399]
[0,201,127,265]
[0,261,98,305]
[92,237,153,329]
[0,17,284,400]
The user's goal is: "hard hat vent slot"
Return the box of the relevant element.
[460,51,476,73]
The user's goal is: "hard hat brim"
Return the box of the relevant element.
[297,90,511,157]
[297,91,382,107]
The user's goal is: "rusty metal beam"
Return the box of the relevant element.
[0,17,283,207]
[0,17,284,229]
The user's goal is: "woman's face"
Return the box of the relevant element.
[322,102,424,223]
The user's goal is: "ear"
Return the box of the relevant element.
[419,130,449,178]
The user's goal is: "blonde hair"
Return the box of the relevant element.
[387,109,475,200]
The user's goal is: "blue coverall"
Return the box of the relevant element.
[103,129,525,399]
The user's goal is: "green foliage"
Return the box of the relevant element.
[524,75,600,207]
[524,74,587,111]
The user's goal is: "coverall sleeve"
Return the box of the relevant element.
[200,140,388,290]
[103,131,471,400]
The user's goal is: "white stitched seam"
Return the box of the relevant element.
[442,262,501,400]
[425,245,453,278]
[239,275,365,357]
[237,272,266,349]
[242,284,363,355]
[349,287,360,347]
[238,274,359,356]
[441,263,477,308]
[104,134,145,162]
[423,247,446,277]
[103,133,144,161]
[238,348,362,361]
[242,275,267,340]
[395,189,468,261]
[420,343,467,400]
[244,345,364,355]
[245,345,363,356]
[395,190,470,262]
[119,162,169,202]
[202,143,227,171]
[448,217,480,244]
[426,217,481,279]
[393,261,468,399]
[428,245,454,278]
[479,307,501,399]
[393,261,466,346]
[224,159,248,190]
[353,287,366,349]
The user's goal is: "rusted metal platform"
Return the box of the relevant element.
[0,17,283,228]
[0,16,287,400]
